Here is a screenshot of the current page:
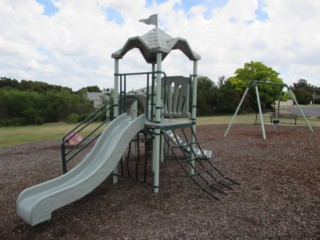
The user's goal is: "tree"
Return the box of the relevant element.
[196,76,218,116]
[229,61,284,111]
[293,79,314,92]
[0,78,95,126]
[0,77,19,89]
[216,79,240,114]
[292,79,314,104]
[78,86,102,93]
[18,79,72,92]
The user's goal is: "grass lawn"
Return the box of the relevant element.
[1,114,319,148]
[0,123,103,148]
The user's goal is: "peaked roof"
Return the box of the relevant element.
[111,27,201,64]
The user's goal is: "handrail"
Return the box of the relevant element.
[116,71,166,122]
[61,103,114,173]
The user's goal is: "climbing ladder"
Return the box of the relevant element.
[116,130,151,184]
[162,127,239,199]
[164,130,212,158]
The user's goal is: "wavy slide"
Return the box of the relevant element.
[17,114,145,226]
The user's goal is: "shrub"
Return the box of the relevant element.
[67,113,79,123]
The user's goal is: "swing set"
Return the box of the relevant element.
[224,80,314,140]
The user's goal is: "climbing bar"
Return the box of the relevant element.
[162,127,239,199]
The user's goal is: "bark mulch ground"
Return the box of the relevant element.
[0,124,319,239]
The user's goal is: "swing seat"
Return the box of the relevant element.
[272,119,280,125]
[270,113,297,125]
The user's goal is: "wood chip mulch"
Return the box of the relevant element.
[0,124,319,239]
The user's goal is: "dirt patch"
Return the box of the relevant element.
[1,124,320,239]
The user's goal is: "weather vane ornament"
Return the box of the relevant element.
[139,14,158,27]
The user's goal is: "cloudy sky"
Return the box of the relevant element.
[0,0,319,91]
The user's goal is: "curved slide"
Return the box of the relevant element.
[17,114,145,226]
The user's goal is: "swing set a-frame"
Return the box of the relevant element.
[224,80,314,140]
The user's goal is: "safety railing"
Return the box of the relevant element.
[116,71,166,122]
[61,103,114,173]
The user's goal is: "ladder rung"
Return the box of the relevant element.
[202,182,227,195]
[177,158,193,164]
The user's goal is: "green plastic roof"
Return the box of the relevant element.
[111,27,201,63]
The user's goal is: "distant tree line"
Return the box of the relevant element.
[0,77,99,126]
[196,61,320,116]
[197,61,285,115]
[1,61,319,126]
[292,79,320,104]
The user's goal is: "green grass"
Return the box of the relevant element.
[197,114,257,125]
[0,122,103,148]
[1,114,319,148]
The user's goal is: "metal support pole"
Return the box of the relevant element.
[190,60,198,175]
[113,59,119,118]
[152,52,162,193]
[276,87,283,119]
[224,85,250,137]
[191,61,198,126]
[105,88,111,121]
[151,64,156,173]
[288,88,313,133]
[151,64,156,120]
[255,83,266,140]
[156,64,165,164]
[113,59,119,184]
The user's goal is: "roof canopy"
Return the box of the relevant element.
[111,27,201,64]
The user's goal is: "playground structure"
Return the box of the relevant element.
[224,80,314,140]
[16,16,237,226]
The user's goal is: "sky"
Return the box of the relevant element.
[0,0,319,91]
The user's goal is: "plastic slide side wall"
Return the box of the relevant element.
[16,114,146,226]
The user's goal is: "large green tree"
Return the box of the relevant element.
[229,61,284,111]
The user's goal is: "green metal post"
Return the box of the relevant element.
[191,60,198,126]
[190,60,198,175]
[288,88,313,133]
[152,52,162,193]
[224,85,250,137]
[105,88,111,121]
[276,86,283,119]
[159,64,164,164]
[113,59,119,118]
[113,59,119,184]
[150,64,158,171]
[255,83,266,140]
[61,143,67,174]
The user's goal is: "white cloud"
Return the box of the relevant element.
[0,0,319,91]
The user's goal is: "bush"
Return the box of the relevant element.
[0,117,28,126]
[0,119,9,127]
[67,113,79,123]
[293,88,313,104]
[34,116,45,125]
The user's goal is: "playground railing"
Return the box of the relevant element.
[116,71,166,122]
[61,102,114,173]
